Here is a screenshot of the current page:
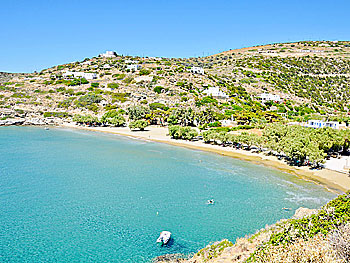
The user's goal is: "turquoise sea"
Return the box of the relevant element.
[0,127,336,262]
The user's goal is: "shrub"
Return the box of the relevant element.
[111,93,129,103]
[208,121,221,127]
[139,69,151,75]
[123,77,134,84]
[43,112,69,118]
[154,86,164,94]
[113,73,125,80]
[107,83,119,89]
[149,102,168,111]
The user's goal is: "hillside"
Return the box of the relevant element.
[1,40,350,126]
[2,41,350,262]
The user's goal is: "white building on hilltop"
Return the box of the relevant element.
[203,87,229,99]
[127,64,141,71]
[258,93,281,103]
[63,71,97,80]
[307,120,339,129]
[100,51,117,58]
[190,66,204,74]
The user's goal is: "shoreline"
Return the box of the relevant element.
[56,123,350,193]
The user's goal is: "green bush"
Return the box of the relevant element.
[154,86,164,94]
[43,112,69,118]
[107,83,119,89]
[139,69,151,75]
[208,121,221,127]
[149,102,168,110]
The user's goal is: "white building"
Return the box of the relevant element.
[63,71,97,80]
[258,93,281,103]
[127,64,141,71]
[190,66,204,74]
[100,51,117,58]
[307,120,340,129]
[220,119,237,127]
[103,64,111,69]
[124,59,139,64]
[203,87,229,99]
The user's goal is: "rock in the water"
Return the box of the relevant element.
[152,253,187,263]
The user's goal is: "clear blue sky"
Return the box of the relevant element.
[1,0,349,73]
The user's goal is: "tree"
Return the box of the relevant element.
[127,105,150,120]
[73,114,100,126]
[167,115,178,125]
[129,120,148,131]
[168,125,198,140]
[101,110,125,127]
[109,115,126,127]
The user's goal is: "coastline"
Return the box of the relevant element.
[58,123,350,193]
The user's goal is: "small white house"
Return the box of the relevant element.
[63,71,97,80]
[127,64,141,71]
[220,119,237,127]
[203,87,229,99]
[190,66,204,75]
[307,120,340,129]
[258,93,281,103]
[103,64,111,69]
[125,59,139,64]
[100,51,117,58]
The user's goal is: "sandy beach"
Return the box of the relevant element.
[60,123,350,193]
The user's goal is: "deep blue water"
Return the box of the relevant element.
[0,127,336,262]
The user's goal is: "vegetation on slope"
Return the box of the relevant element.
[192,191,350,263]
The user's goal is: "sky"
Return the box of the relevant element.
[1,0,349,73]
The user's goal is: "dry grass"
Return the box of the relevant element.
[329,223,350,262]
[254,233,342,263]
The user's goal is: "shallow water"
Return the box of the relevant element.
[0,127,336,262]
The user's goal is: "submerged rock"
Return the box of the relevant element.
[152,253,187,263]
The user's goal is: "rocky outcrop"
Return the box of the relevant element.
[0,117,61,126]
[0,119,25,126]
[0,72,26,84]
[292,207,318,219]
